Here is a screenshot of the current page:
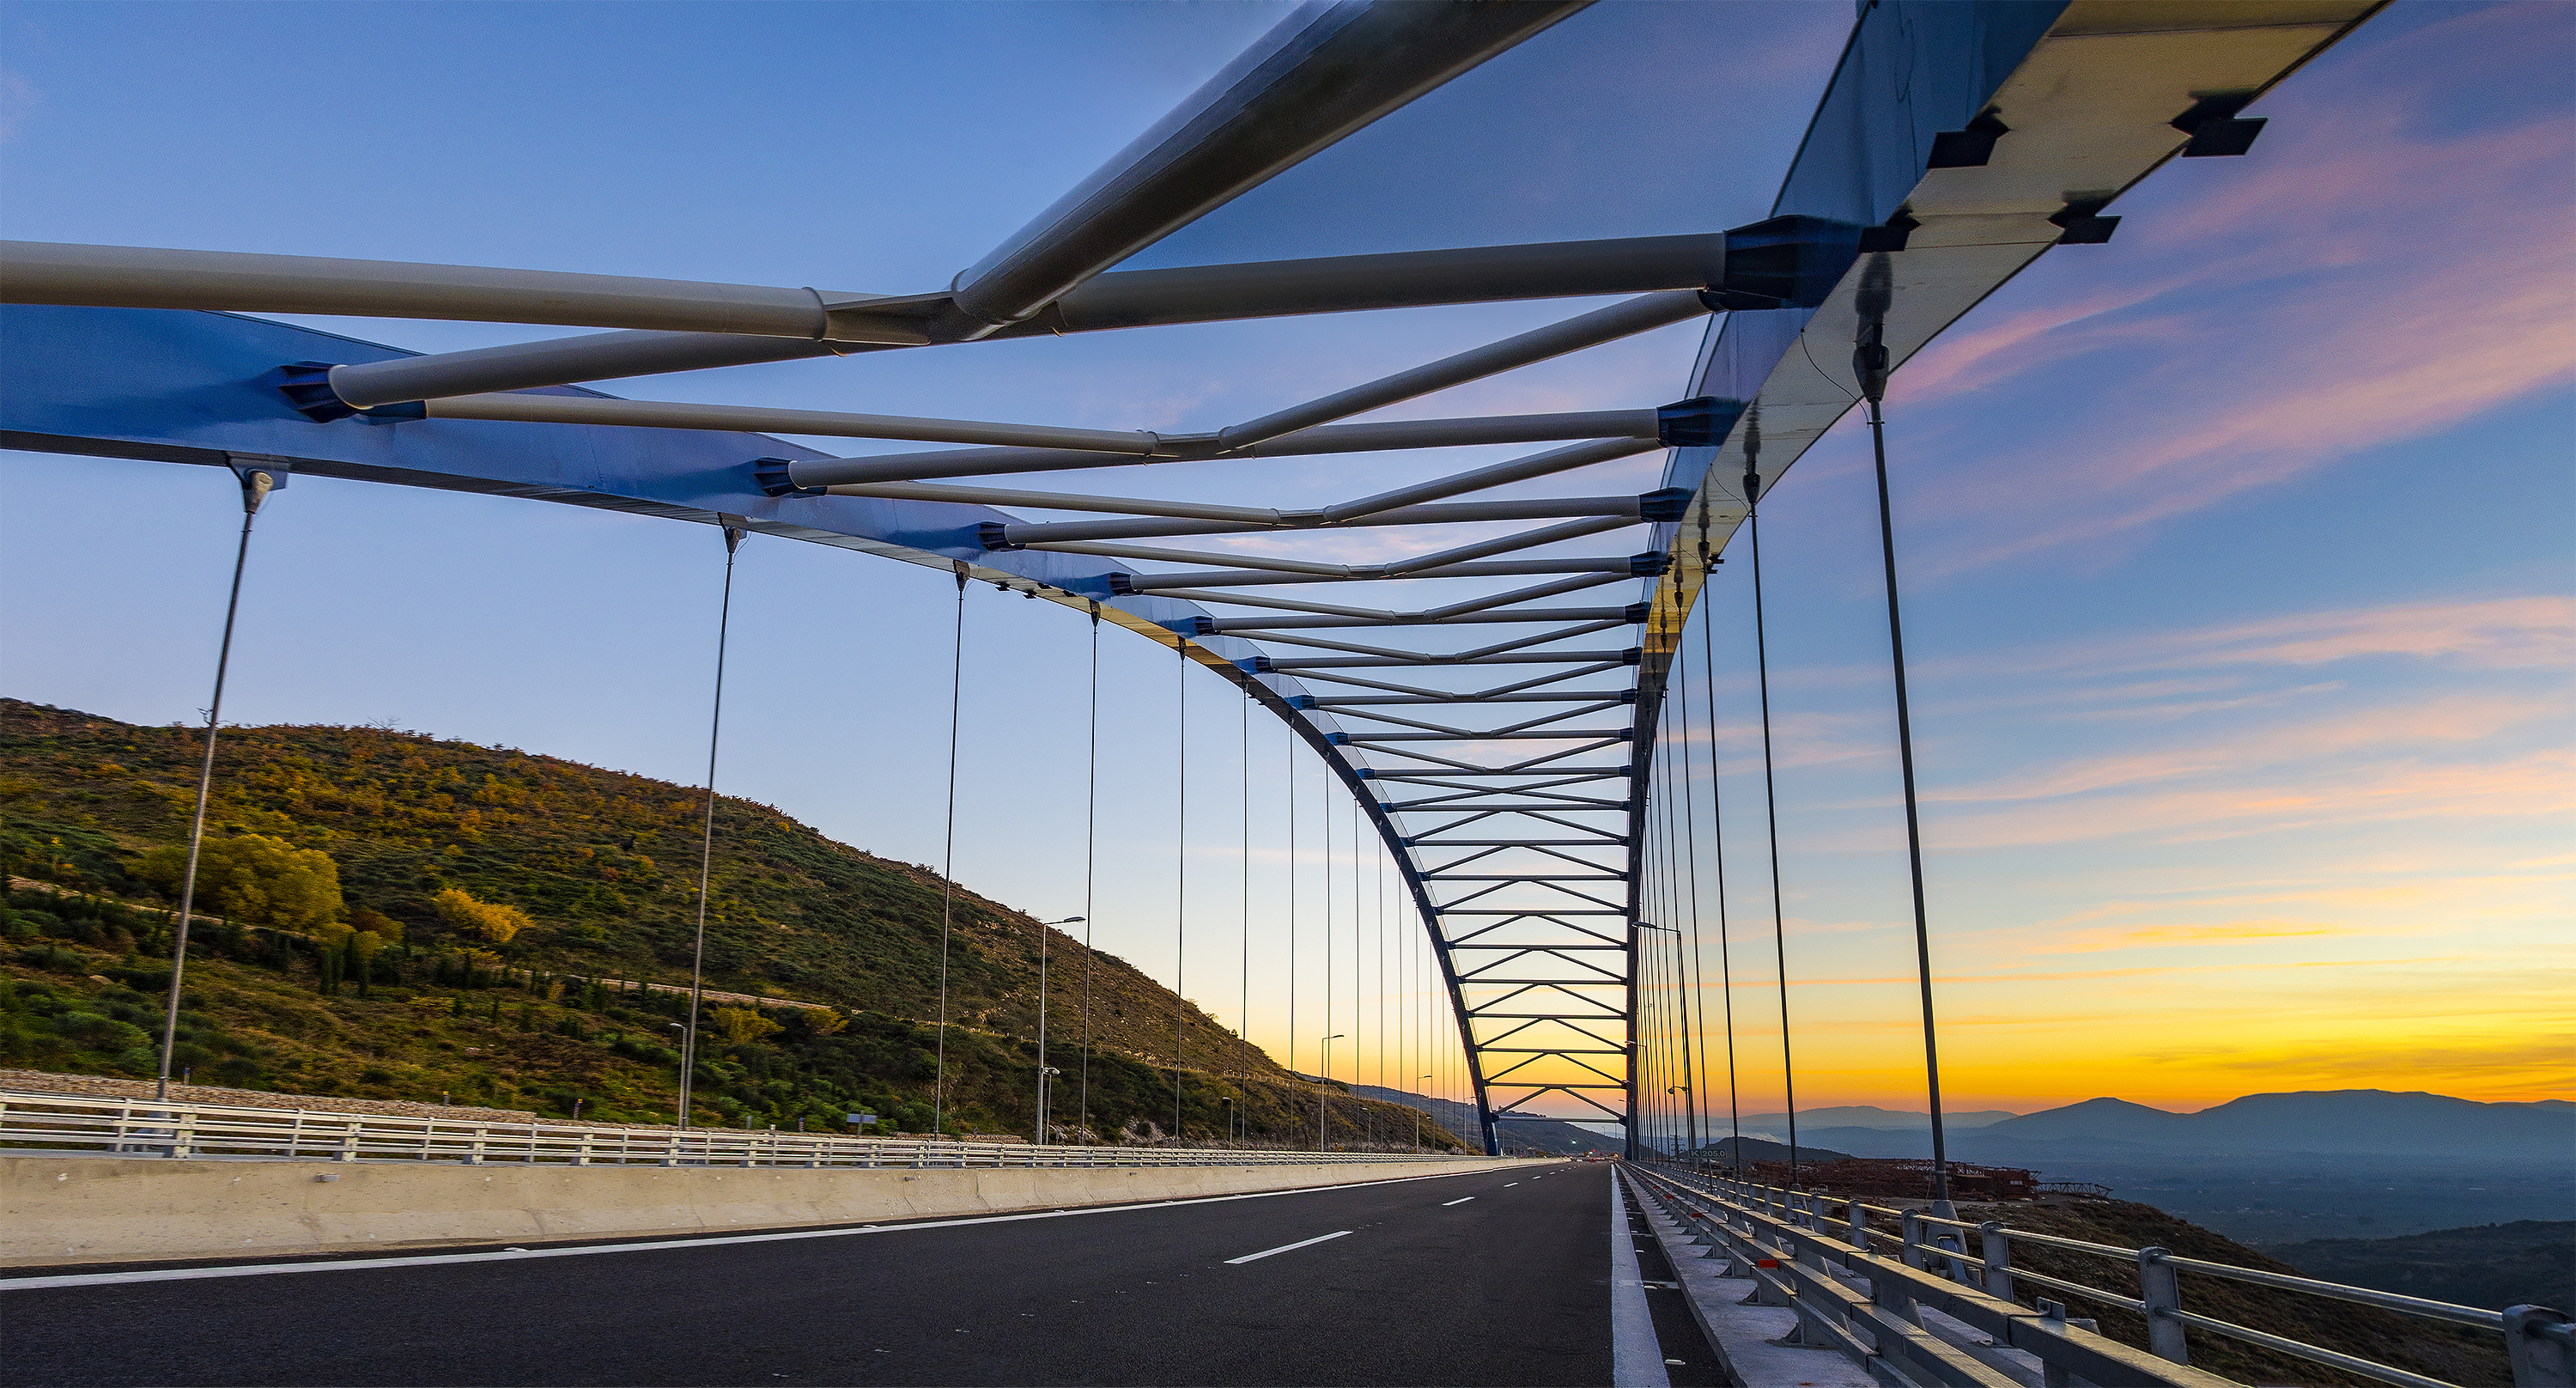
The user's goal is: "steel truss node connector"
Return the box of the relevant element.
[750,458,826,499]
[276,362,357,423]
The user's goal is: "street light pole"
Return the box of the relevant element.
[1031,916,1084,1144]
[1318,1033,1344,1152]
[1417,1073,1432,1152]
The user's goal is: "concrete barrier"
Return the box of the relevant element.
[2,1154,1541,1267]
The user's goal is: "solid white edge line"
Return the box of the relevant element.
[1221,1229,1353,1264]
[1441,1196,1476,1206]
[1610,1168,1673,1388]
[0,1167,1504,1291]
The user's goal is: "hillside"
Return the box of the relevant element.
[1941,1199,2513,1387]
[2261,1221,2575,1316]
[0,697,1459,1147]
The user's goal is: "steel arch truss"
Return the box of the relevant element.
[0,0,2383,1154]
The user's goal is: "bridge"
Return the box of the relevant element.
[3,1,2567,1385]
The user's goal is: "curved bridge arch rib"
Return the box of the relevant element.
[0,0,2385,1154]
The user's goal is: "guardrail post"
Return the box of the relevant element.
[2506,1306,2574,1387]
[168,1111,197,1159]
[2032,1299,2099,1388]
[2139,1246,2189,1364]
[1979,1221,2014,1303]
[1901,1209,1926,1269]
[574,1129,594,1166]
[1847,1199,1872,1257]
[466,1127,488,1165]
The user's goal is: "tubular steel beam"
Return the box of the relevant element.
[0,241,932,343]
[1114,557,1658,591]
[989,494,1667,547]
[785,411,1660,488]
[414,393,1159,453]
[1210,290,1710,447]
[935,0,1593,338]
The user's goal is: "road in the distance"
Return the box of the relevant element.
[5,1160,1708,1387]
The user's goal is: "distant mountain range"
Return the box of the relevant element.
[1735,1105,2020,1132]
[1737,1092,2568,1161]
[1346,1085,1619,1156]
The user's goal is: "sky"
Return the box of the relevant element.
[1,1,2568,1121]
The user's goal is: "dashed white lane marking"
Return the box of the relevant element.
[1,1168,1497,1291]
[1223,1231,1353,1265]
[1442,1196,1476,1206]
[1504,1182,1520,1186]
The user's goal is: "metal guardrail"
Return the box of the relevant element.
[0,1090,1483,1172]
[1631,1162,2574,1388]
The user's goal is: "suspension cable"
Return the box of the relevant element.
[1856,292,1953,1207]
[677,524,746,1131]
[1700,581,1744,1170]
[1673,606,1705,1162]
[1747,448,1802,1188]
[1078,603,1101,1140]
[1172,642,1188,1142]
[1239,690,1251,1145]
[156,465,276,1101]
[930,562,969,1136]
[1286,720,1299,1087]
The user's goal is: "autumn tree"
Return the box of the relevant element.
[432,888,532,944]
[711,1007,782,1045]
[137,834,341,929]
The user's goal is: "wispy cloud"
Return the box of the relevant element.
[1880,3,2576,575]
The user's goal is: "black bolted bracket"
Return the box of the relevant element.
[1286,695,1318,710]
[1621,601,1650,624]
[1325,732,1352,746]
[2171,90,2267,157]
[1717,214,1866,308]
[1168,615,1217,636]
[1619,648,1643,666]
[1927,110,2011,169]
[975,521,1018,551]
[2049,197,2122,246]
[276,362,358,423]
[1698,288,1781,313]
[1106,572,1138,596]
[1619,689,1640,704]
[1857,212,1919,254]
[1637,487,1694,522]
[750,457,825,498]
[1627,551,1674,577]
[1656,397,1750,449]
[1238,655,1276,674]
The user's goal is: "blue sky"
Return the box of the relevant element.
[3,1,2567,1112]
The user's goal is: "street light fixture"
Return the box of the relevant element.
[1031,916,1084,1144]
[1317,1034,1345,1152]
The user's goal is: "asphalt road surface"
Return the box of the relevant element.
[5,1160,1726,1387]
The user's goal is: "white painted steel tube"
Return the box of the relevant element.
[943,0,1589,332]
[0,241,922,341]
[328,331,856,409]
[993,495,1647,546]
[787,412,1659,487]
[1216,290,1710,447]
[420,393,1157,454]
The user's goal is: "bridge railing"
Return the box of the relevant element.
[0,1090,1480,1171]
[1630,1161,2573,1388]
